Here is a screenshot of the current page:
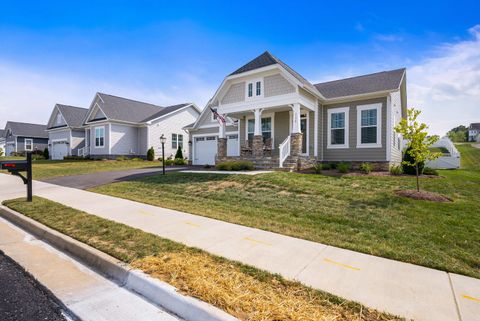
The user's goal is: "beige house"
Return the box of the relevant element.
[186,51,407,170]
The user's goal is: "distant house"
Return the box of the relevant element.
[0,129,5,155]
[81,93,201,159]
[46,104,89,160]
[468,123,480,142]
[2,121,48,156]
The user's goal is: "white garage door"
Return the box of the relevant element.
[51,142,69,160]
[193,136,217,165]
[227,134,239,156]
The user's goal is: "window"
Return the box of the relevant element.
[25,139,33,151]
[247,83,253,97]
[246,80,262,99]
[247,117,271,143]
[256,81,261,96]
[327,107,349,149]
[172,133,177,149]
[178,134,183,148]
[357,103,381,148]
[56,113,62,125]
[94,127,105,147]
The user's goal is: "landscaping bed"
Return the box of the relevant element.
[2,197,398,321]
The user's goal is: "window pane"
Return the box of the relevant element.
[361,109,377,126]
[100,137,104,146]
[248,83,253,97]
[256,81,261,96]
[331,129,345,145]
[247,119,254,133]
[172,134,177,149]
[331,112,345,128]
[261,118,271,132]
[361,127,377,144]
[178,134,183,148]
[247,133,254,142]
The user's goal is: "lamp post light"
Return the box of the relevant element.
[160,134,166,175]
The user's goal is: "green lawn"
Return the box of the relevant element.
[456,143,480,170]
[92,164,480,279]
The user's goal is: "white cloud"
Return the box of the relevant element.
[0,61,214,128]
[408,25,480,135]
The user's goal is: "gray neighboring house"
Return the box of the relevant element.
[467,123,480,142]
[82,93,201,159]
[3,121,48,156]
[0,129,5,155]
[187,51,407,170]
[46,104,89,160]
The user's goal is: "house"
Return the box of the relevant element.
[186,51,407,170]
[46,104,89,160]
[81,93,201,159]
[2,121,48,156]
[467,123,480,142]
[0,129,5,155]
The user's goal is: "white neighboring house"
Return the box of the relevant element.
[0,129,5,155]
[81,93,201,159]
[426,136,461,169]
[46,104,89,160]
[467,123,480,142]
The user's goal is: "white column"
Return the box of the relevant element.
[219,120,226,139]
[291,103,301,134]
[254,108,262,136]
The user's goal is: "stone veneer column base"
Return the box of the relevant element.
[252,135,264,158]
[290,133,303,157]
[217,138,227,159]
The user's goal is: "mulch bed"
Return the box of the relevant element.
[395,189,452,202]
[300,169,443,178]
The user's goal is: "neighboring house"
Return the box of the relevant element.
[81,93,201,159]
[2,121,48,156]
[0,129,5,155]
[467,123,480,142]
[186,51,407,170]
[46,104,89,160]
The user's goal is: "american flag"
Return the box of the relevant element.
[210,107,226,124]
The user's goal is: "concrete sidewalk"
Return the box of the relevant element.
[1,173,479,321]
[0,215,179,321]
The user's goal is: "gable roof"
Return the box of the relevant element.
[49,104,88,129]
[142,103,193,122]
[469,123,480,130]
[314,68,406,99]
[5,121,48,138]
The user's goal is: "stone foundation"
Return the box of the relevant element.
[290,133,302,157]
[217,138,227,158]
[252,135,263,157]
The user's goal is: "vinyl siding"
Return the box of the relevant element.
[137,127,148,156]
[273,111,290,156]
[16,137,48,153]
[89,124,110,155]
[322,97,388,161]
[309,110,315,156]
[48,130,71,156]
[264,74,295,97]
[390,91,403,163]
[110,124,139,155]
[221,82,245,104]
[71,130,85,155]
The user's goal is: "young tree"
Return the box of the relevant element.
[147,147,155,161]
[395,108,442,192]
[174,145,184,159]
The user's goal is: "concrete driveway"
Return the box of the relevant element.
[41,166,187,189]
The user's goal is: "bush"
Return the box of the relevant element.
[402,146,424,175]
[147,147,155,161]
[359,162,373,174]
[63,156,87,161]
[174,146,184,159]
[0,147,4,157]
[216,161,254,171]
[312,163,322,174]
[131,157,143,161]
[32,154,45,161]
[203,164,212,169]
[116,156,128,161]
[321,164,331,170]
[423,167,439,176]
[337,162,351,173]
[329,163,338,169]
[165,159,175,166]
[43,148,49,160]
[174,158,187,165]
[390,165,403,175]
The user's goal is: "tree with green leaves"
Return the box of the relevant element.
[147,147,155,161]
[395,108,442,192]
[174,145,184,159]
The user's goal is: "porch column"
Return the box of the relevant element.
[252,108,263,157]
[217,116,227,159]
[290,103,302,157]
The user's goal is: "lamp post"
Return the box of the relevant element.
[160,134,166,175]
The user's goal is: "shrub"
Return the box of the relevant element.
[216,161,254,171]
[63,156,87,161]
[359,162,373,174]
[116,156,128,161]
[174,158,187,165]
[32,154,45,160]
[337,162,351,173]
[43,148,49,160]
[390,165,403,175]
[329,163,337,169]
[165,159,175,166]
[423,167,439,176]
[147,147,155,161]
[312,163,322,174]
[402,146,424,175]
[174,146,184,159]
[0,147,4,157]
[203,164,212,169]
[321,164,331,170]
[131,157,143,161]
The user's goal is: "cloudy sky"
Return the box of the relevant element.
[0,1,479,135]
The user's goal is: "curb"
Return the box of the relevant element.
[0,205,238,321]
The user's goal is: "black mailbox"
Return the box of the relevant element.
[1,160,28,171]
[0,153,33,202]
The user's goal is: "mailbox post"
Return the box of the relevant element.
[0,152,33,202]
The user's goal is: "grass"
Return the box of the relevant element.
[91,167,480,279]
[456,143,480,170]
[428,146,450,155]
[2,197,398,321]
[1,158,162,179]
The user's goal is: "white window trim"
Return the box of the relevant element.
[245,78,264,100]
[356,103,382,148]
[327,107,349,149]
[245,112,274,148]
[94,126,105,148]
[24,138,33,151]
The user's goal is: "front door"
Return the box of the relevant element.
[300,114,308,154]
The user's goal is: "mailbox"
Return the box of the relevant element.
[1,160,28,171]
[0,153,32,202]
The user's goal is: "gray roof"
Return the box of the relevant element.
[314,68,406,99]
[230,51,321,96]
[94,93,191,124]
[5,121,48,138]
[52,104,88,128]
[469,123,480,130]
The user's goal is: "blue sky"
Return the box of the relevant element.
[1,1,479,134]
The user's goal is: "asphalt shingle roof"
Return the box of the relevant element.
[142,103,192,122]
[314,68,406,99]
[0,129,5,138]
[54,104,88,128]
[469,123,480,130]
[5,121,48,138]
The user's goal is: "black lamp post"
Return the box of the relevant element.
[160,134,166,175]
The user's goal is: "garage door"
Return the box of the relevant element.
[193,136,217,165]
[227,134,239,156]
[51,142,69,160]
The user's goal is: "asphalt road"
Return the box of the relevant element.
[0,251,68,321]
[41,166,187,189]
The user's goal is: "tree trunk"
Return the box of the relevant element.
[415,163,420,192]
